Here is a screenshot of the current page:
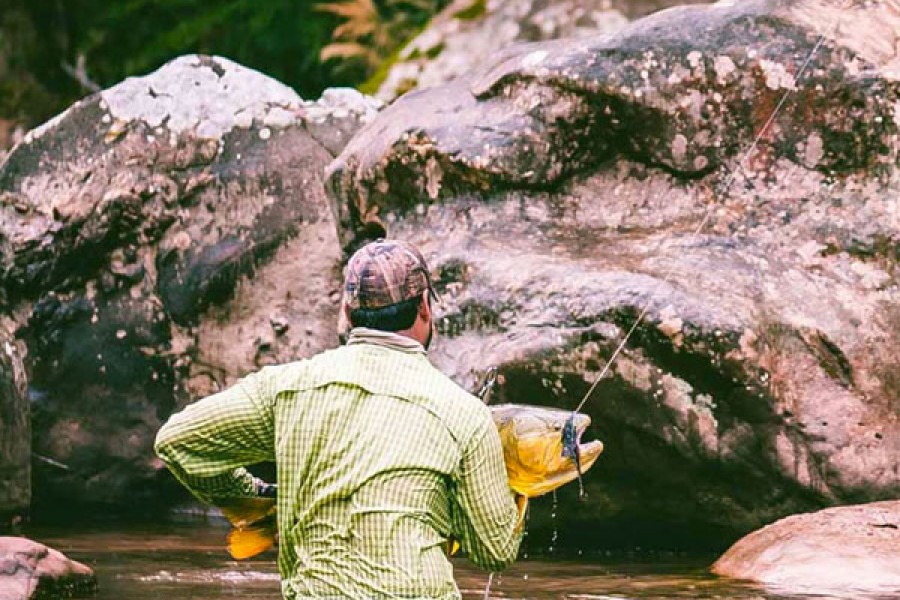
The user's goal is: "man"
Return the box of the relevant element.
[155,239,523,599]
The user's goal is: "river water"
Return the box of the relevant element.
[24,520,884,600]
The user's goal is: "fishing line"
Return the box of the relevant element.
[482,572,494,600]
[571,26,836,416]
[485,9,843,599]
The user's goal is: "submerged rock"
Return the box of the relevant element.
[328,0,900,549]
[0,537,96,599]
[0,55,378,512]
[712,501,900,595]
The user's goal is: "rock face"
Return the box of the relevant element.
[2,2,899,554]
[375,0,711,101]
[0,537,96,599]
[0,55,379,513]
[712,501,900,595]
[0,326,28,529]
[328,0,900,549]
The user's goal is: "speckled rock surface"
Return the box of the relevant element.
[376,0,711,101]
[712,501,900,595]
[0,326,28,528]
[329,0,900,549]
[0,536,96,599]
[0,55,379,512]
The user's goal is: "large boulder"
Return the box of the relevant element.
[0,55,379,513]
[0,325,28,529]
[712,501,900,595]
[375,0,711,101]
[0,537,96,599]
[328,0,900,550]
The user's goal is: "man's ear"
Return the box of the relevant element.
[338,297,352,338]
[419,291,431,321]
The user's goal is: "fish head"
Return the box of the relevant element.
[490,403,604,498]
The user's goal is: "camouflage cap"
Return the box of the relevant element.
[343,239,435,311]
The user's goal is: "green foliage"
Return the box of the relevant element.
[0,0,447,133]
[85,0,343,99]
[317,0,444,76]
[0,3,78,126]
[359,45,405,95]
[453,0,487,21]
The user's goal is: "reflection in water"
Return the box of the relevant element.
[23,521,891,599]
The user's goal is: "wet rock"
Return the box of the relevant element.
[0,55,377,513]
[0,536,96,599]
[0,325,28,530]
[328,0,900,550]
[376,0,711,102]
[712,501,900,595]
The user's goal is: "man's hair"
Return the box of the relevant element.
[348,294,423,332]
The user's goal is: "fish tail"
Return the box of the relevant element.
[227,525,276,560]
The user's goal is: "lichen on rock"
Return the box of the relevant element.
[327,0,900,549]
[0,55,378,512]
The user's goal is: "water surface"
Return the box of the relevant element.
[26,522,881,599]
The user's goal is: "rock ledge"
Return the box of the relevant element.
[0,537,97,599]
[712,501,900,595]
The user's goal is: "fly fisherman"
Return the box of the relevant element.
[155,239,524,599]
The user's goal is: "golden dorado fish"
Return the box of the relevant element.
[492,404,603,499]
[219,402,604,560]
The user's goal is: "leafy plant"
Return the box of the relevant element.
[316,0,444,76]
[0,0,447,139]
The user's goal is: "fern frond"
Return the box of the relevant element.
[320,41,376,61]
[314,0,376,19]
[333,19,376,40]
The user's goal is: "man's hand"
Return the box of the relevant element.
[515,494,528,531]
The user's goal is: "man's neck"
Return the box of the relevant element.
[346,328,426,354]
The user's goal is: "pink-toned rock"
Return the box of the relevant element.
[0,326,28,527]
[712,501,900,595]
[0,55,379,513]
[327,0,900,550]
[0,536,97,599]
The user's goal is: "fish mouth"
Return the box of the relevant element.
[561,413,604,476]
[526,416,604,497]
[575,438,605,470]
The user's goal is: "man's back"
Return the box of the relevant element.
[156,330,521,599]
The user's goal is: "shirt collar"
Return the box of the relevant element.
[346,327,426,355]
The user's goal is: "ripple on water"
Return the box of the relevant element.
[136,570,280,584]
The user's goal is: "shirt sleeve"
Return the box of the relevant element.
[451,413,523,571]
[154,368,277,505]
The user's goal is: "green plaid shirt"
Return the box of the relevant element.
[155,329,522,599]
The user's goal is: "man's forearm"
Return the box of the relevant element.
[453,420,523,570]
[154,371,276,504]
[155,446,260,505]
